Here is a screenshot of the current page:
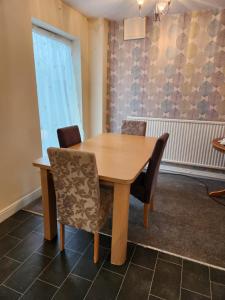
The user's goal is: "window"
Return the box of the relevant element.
[32,26,83,156]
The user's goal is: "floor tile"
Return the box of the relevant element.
[5,253,50,293]
[21,279,57,300]
[36,229,75,257]
[65,230,93,254]
[99,234,112,248]
[23,199,43,216]
[151,259,181,300]
[40,249,80,286]
[12,210,32,222]
[210,268,225,286]
[117,263,153,300]
[132,246,158,270]
[211,282,225,300]
[9,215,42,239]
[0,235,20,258]
[103,243,135,275]
[0,285,21,299]
[181,289,210,300]
[34,223,76,237]
[7,232,43,262]
[0,257,20,284]
[2,208,225,300]
[65,225,78,234]
[0,218,21,238]
[33,223,44,235]
[54,274,91,300]
[64,229,76,243]
[85,268,123,300]
[158,252,182,265]
[182,260,210,296]
[72,244,109,280]
[37,237,60,258]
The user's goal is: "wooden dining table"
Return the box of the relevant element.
[209,138,225,197]
[33,133,157,265]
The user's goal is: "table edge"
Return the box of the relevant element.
[212,138,225,153]
[33,134,156,184]
[32,161,147,185]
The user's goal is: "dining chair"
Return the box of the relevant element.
[57,125,81,148]
[121,120,147,136]
[47,147,113,263]
[130,133,169,228]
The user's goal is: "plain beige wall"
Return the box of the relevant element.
[88,18,108,137]
[0,0,90,212]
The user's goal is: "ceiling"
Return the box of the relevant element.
[64,0,225,20]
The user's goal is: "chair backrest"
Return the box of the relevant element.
[121,120,146,136]
[145,133,169,202]
[57,125,81,148]
[47,147,101,232]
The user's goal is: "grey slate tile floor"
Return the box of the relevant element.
[0,211,225,300]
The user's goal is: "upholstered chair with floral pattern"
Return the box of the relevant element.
[131,133,169,228]
[47,147,113,263]
[121,120,147,136]
[57,125,81,148]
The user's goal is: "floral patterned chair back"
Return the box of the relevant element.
[48,147,106,233]
[121,120,146,136]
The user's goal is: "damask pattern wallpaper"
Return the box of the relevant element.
[106,10,225,132]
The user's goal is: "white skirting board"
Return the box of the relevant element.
[160,164,225,181]
[0,188,41,223]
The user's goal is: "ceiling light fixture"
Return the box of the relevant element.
[137,0,144,16]
[154,0,171,21]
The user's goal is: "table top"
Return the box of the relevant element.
[33,133,157,184]
[212,138,225,153]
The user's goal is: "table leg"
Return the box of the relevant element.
[40,168,57,240]
[111,183,130,265]
[209,189,225,197]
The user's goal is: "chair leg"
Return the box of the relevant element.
[60,223,65,251]
[94,232,99,264]
[144,203,150,229]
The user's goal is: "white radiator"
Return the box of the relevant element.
[128,117,225,170]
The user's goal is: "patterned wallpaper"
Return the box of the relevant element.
[106,10,225,132]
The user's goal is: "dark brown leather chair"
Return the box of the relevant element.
[57,125,81,148]
[130,133,169,228]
